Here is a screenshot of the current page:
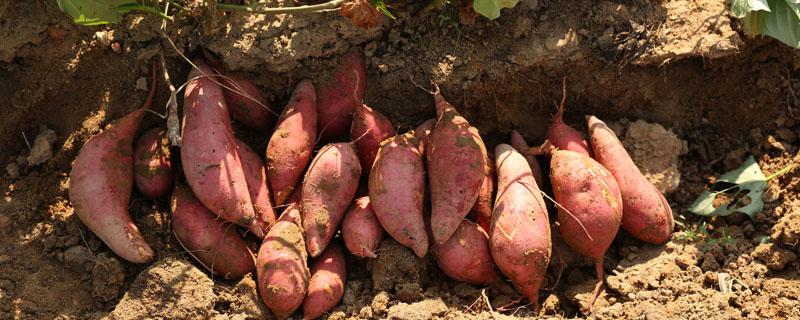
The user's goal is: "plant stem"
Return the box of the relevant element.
[215,0,344,15]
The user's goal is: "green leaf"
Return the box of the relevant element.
[731,0,771,18]
[761,0,800,47]
[687,156,766,220]
[473,0,520,20]
[57,0,141,25]
[370,0,396,20]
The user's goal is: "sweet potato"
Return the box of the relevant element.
[427,88,488,244]
[467,154,495,232]
[586,115,674,244]
[235,139,277,238]
[257,202,310,319]
[172,183,256,278]
[490,144,551,310]
[549,149,622,309]
[267,80,317,206]
[220,73,275,133]
[414,118,435,155]
[182,60,256,227]
[509,130,545,187]
[316,50,367,141]
[302,243,346,320]
[69,66,156,263]
[369,132,429,257]
[350,104,395,171]
[342,196,384,258]
[133,127,174,199]
[301,142,361,257]
[545,80,592,156]
[435,220,500,285]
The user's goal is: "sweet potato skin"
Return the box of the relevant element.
[342,196,384,258]
[221,73,274,133]
[302,243,347,320]
[435,220,500,285]
[369,132,429,257]
[267,80,317,206]
[414,118,435,155]
[235,139,277,238]
[316,50,367,141]
[257,202,310,319]
[301,143,361,257]
[172,184,256,278]
[467,155,495,232]
[181,60,255,227]
[509,130,545,187]
[428,91,488,244]
[586,115,674,244]
[351,104,395,171]
[490,144,551,309]
[133,127,174,199]
[70,109,154,263]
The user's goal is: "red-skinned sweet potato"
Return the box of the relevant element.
[509,130,545,187]
[301,143,361,257]
[342,196,384,258]
[435,220,500,285]
[350,104,395,171]
[427,87,488,244]
[550,149,622,309]
[267,80,317,206]
[545,80,592,156]
[490,144,551,311]
[257,202,310,319]
[302,243,346,320]
[220,73,275,133]
[586,115,674,244]
[369,132,429,257]
[182,60,255,227]
[69,65,157,264]
[172,183,256,278]
[134,127,174,199]
[316,50,367,141]
[467,154,495,232]
[414,118,435,155]
[235,139,277,238]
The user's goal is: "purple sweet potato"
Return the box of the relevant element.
[350,103,395,171]
[490,144,551,310]
[220,73,275,133]
[257,202,310,319]
[549,149,622,309]
[69,66,156,263]
[235,139,277,238]
[467,155,495,233]
[509,130,545,187]
[302,243,346,320]
[369,132,429,257]
[427,88,488,244]
[545,80,592,156]
[316,50,367,141]
[435,220,500,285]
[182,60,256,227]
[301,143,361,257]
[414,118,435,155]
[267,80,317,206]
[586,115,674,244]
[134,127,174,199]
[342,196,384,258]
[172,183,256,278]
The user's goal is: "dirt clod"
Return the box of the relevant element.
[91,254,125,301]
[621,119,687,194]
[26,126,56,166]
[369,239,428,292]
[752,243,797,271]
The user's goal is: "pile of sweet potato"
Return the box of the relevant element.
[68,52,674,318]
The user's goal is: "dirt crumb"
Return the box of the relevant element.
[369,238,428,292]
[63,245,94,272]
[771,211,800,247]
[386,298,448,320]
[752,243,797,271]
[26,126,57,166]
[621,119,687,193]
[214,275,271,319]
[92,254,125,301]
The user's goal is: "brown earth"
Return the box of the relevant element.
[1,0,800,319]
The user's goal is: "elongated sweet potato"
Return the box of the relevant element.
[257,202,310,319]
[427,88,487,244]
[134,127,174,199]
[302,143,361,257]
[546,80,591,156]
[172,183,256,278]
[467,154,495,232]
[182,60,255,227]
[586,115,674,244]
[435,220,500,285]
[351,104,395,171]
[342,196,384,258]
[490,144,551,310]
[550,149,622,309]
[414,118,435,155]
[69,66,157,263]
[235,139,277,238]
[302,243,346,320]
[316,50,367,141]
[509,130,544,187]
[369,132,429,257]
[267,80,317,206]
[219,73,275,133]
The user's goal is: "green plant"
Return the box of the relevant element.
[732,0,800,48]
[473,0,519,20]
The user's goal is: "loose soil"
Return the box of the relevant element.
[1,0,799,319]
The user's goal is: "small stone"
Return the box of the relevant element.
[371,291,390,314]
[135,77,149,91]
[95,31,111,47]
[26,127,57,166]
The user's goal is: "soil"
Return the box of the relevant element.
[2,0,800,319]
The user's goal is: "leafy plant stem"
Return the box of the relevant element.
[215,0,345,15]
